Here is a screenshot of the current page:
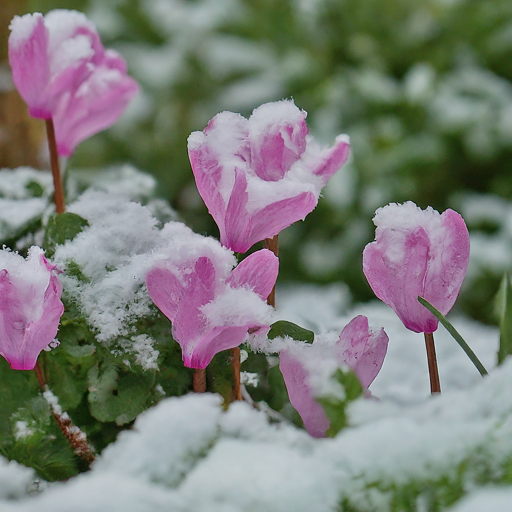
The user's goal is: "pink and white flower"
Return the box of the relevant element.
[188,99,350,253]
[146,248,278,369]
[9,10,139,155]
[0,246,64,371]
[279,315,388,438]
[362,202,470,333]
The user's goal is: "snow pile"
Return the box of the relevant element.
[1,289,509,512]
[0,458,34,500]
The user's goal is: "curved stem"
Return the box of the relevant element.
[45,119,65,214]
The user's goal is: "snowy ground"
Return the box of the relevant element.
[1,282,510,512]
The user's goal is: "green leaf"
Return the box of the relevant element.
[495,274,512,365]
[43,213,89,258]
[268,320,314,343]
[418,296,488,376]
[317,368,363,437]
[0,358,39,440]
[7,396,79,481]
[87,361,158,425]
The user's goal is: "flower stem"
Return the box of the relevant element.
[193,368,206,393]
[231,347,242,401]
[45,118,65,214]
[424,332,441,394]
[34,361,95,463]
[263,235,278,307]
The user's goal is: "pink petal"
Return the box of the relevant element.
[336,315,388,389]
[188,100,350,254]
[279,349,330,438]
[146,267,184,323]
[227,249,279,300]
[19,273,64,370]
[249,101,308,181]
[54,64,139,156]
[0,270,27,369]
[184,325,249,369]
[362,203,470,333]
[310,135,350,184]
[422,209,471,315]
[172,257,217,361]
[0,251,64,371]
[222,169,317,252]
[8,13,52,118]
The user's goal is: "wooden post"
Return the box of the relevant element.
[0,1,44,170]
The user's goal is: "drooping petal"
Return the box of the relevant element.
[308,134,351,184]
[279,348,330,438]
[335,315,389,388]
[227,249,279,300]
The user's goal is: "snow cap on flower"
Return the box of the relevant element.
[279,315,388,438]
[146,247,278,369]
[9,10,138,155]
[362,201,470,333]
[0,246,64,370]
[188,99,350,253]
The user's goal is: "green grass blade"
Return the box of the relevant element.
[418,296,488,376]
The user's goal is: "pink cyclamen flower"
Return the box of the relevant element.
[9,10,139,155]
[279,315,388,438]
[146,249,278,369]
[0,246,64,370]
[188,99,350,253]
[362,201,470,333]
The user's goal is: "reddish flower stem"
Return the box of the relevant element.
[34,361,95,463]
[263,235,279,307]
[193,368,206,393]
[231,347,242,401]
[45,119,65,214]
[424,332,441,394]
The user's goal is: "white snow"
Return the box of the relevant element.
[8,13,42,50]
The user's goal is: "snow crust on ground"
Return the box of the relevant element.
[2,280,509,511]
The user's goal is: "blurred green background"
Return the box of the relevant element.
[9,0,512,323]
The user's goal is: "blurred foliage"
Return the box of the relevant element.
[17,0,512,322]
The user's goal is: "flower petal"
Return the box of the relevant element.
[279,349,330,438]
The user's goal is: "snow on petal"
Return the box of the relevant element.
[8,9,138,154]
[362,201,470,333]
[188,99,350,253]
[279,347,331,438]
[146,249,277,369]
[335,315,389,389]
[280,316,388,438]
[0,246,64,370]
